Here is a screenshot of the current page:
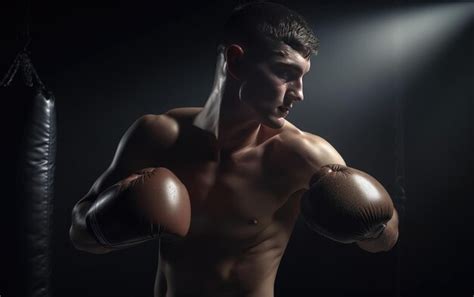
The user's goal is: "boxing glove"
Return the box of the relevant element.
[300,164,394,243]
[85,167,191,249]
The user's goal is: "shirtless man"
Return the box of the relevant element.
[69,3,399,297]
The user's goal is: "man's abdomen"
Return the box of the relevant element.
[155,227,289,297]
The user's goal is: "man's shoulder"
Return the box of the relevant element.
[137,107,202,135]
[122,113,179,153]
[279,120,323,147]
[164,107,203,121]
[278,120,345,169]
[129,107,205,149]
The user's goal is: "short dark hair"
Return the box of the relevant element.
[218,1,319,59]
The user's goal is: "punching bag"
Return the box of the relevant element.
[1,50,56,297]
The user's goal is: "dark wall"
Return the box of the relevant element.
[401,20,473,296]
[1,1,472,297]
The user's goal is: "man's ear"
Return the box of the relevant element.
[225,44,245,80]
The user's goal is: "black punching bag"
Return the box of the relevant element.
[1,51,56,297]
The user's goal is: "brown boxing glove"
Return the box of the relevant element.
[85,167,191,249]
[300,164,394,243]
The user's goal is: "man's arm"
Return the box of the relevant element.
[296,132,399,252]
[294,132,346,188]
[69,113,180,254]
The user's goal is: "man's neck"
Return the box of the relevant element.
[193,83,262,155]
[193,69,261,153]
[192,50,263,155]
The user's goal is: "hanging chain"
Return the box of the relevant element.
[0,50,46,89]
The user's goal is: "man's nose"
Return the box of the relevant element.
[288,78,304,102]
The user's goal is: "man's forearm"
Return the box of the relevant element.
[356,209,399,253]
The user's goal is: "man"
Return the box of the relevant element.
[70,2,399,297]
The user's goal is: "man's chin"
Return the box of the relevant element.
[261,114,286,129]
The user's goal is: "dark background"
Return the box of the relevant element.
[1,0,473,296]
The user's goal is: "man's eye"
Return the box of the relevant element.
[276,70,291,80]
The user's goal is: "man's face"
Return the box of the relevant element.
[239,42,311,129]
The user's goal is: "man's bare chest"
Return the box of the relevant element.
[160,136,300,242]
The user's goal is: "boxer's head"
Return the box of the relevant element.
[218,2,318,128]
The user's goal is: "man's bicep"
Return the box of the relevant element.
[294,132,346,189]
[83,113,178,201]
